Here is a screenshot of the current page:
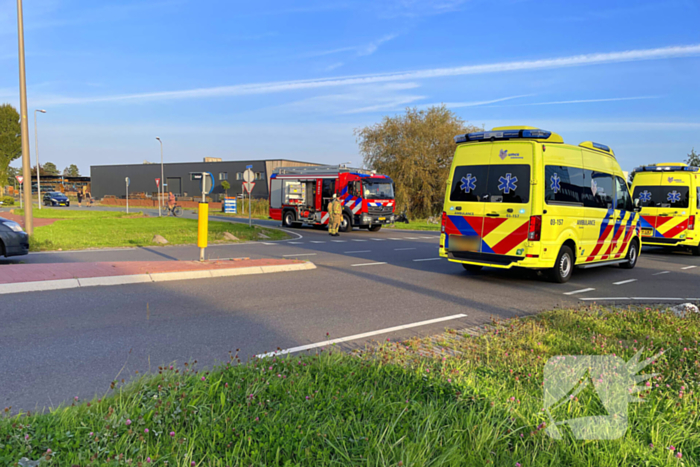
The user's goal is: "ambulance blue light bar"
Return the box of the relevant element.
[454,129,552,144]
[591,142,611,152]
[632,165,699,173]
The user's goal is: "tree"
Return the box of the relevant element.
[686,148,700,167]
[355,105,479,218]
[0,104,21,192]
[63,164,80,177]
[221,180,231,196]
[42,162,59,175]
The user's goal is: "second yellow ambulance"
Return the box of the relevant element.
[630,163,699,256]
[439,126,641,283]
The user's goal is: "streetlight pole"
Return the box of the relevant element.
[16,0,32,234]
[34,109,46,209]
[156,137,163,216]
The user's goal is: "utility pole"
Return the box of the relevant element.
[16,0,32,234]
[156,137,163,217]
[34,109,46,209]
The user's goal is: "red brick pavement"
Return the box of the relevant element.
[0,212,59,228]
[0,258,302,284]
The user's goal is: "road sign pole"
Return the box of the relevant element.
[17,0,33,234]
[249,189,252,227]
[125,177,130,214]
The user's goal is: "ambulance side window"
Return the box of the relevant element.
[614,176,634,211]
[697,187,700,209]
[545,165,584,205]
[582,171,613,209]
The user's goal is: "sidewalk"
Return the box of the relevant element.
[0,258,315,294]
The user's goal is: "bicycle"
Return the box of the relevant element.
[167,204,183,217]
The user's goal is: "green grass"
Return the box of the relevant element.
[385,219,440,231]
[26,209,288,251]
[1,305,698,466]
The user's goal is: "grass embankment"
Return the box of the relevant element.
[1,305,698,466]
[386,219,440,231]
[17,208,288,251]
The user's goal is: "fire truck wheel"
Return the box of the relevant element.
[368,225,382,232]
[283,211,297,228]
[340,213,352,232]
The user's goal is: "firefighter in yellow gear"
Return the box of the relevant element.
[328,193,343,236]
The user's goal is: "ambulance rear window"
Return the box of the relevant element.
[450,165,530,204]
[633,186,690,208]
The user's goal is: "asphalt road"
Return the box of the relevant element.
[1,205,699,413]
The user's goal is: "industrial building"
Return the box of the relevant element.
[90,159,321,200]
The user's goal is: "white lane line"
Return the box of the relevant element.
[388,237,403,240]
[344,250,371,253]
[371,238,387,241]
[682,265,697,270]
[579,297,630,301]
[288,242,304,244]
[413,257,442,262]
[283,253,317,257]
[631,297,684,301]
[564,288,595,296]
[261,242,278,245]
[613,279,638,285]
[310,241,326,244]
[351,262,388,267]
[394,248,416,251]
[256,314,468,358]
[351,239,367,242]
[420,236,436,239]
[331,240,347,243]
[404,237,419,240]
[653,271,670,275]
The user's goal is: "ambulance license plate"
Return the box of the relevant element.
[641,228,653,237]
[378,217,386,221]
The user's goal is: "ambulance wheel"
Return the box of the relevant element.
[692,244,700,257]
[368,225,382,232]
[340,214,351,233]
[462,264,483,273]
[620,239,639,269]
[551,245,574,283]
[283,211,296,228]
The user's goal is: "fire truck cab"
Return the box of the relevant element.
[269,165,396,232]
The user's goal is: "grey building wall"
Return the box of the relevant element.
[91,160,316,200]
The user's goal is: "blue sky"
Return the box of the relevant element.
[1,0,699,175]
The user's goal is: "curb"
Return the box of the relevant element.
[0,262,316,296]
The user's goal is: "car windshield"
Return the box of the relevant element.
[362,180,394,200]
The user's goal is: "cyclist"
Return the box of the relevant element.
[167,192,175,214]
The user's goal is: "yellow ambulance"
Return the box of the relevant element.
[630,163,699,256]
[439,126,641,283]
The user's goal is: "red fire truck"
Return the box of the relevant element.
[269,165,396,232]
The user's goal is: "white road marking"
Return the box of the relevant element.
[261,243,278,245]
[653,271,670,275]
[413,258,442,262]
[351,239,367,242]
[331,240,347,243]
[404,237,419,240]
[351,262,388,267]
[682,265,697,270]
[388,237,403,240]
[344,250,371,253]
[371,238,387,241]
[579,297,630,301]
[256,314,468,358]
[283,253,317,257]
[394,248,416,251]
[563,288,595,296]
[310,241,326,244]
[631,297,684,301]
[613,279,638,285]
[420,236,436,239]
[288,242,304,244]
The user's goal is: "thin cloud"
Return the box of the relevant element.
[35,43,700,106]
[303,34,398,58]
[498,96,661,107]
[324,62,345,72]
[436,94,535,108]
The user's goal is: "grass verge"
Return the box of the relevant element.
[24,208,288,251]
[385,219,440,231]
[15,208,138,219]
[1,305,698,466]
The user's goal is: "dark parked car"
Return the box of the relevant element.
[0,217,29,258]
[43,191,70,206]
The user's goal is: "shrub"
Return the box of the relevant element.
[0,196,14,206]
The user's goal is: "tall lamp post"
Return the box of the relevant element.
[34,109,46,209]
[16,0,32,234]
[156,137,163,217]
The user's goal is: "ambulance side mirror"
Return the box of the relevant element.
[634,198,642,212]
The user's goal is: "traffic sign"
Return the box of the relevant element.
[125,177,130,187]
[246,165,253,169]
[243,181,255,194]
[243,169,254,183]
[16,175,23,184]
[155,178,160,188]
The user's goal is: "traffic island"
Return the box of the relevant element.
[0,258,315,295]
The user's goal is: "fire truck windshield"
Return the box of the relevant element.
[362,179,394,200]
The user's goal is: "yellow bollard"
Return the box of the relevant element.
[198,202,208,261]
